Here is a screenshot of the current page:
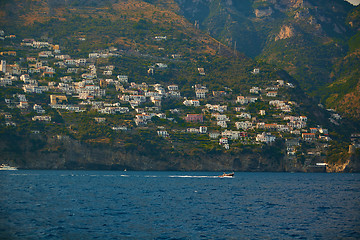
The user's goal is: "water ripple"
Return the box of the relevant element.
[1,171,359,239]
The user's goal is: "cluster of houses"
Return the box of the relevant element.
[0,33,336,156]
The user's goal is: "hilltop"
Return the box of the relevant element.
[0,0,237,58]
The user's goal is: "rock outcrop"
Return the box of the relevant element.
[275,25,295,41]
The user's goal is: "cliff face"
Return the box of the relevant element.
[344,152,360,173]
[2,133,358,172]
[275,25,295,41]
[0,133,288,172]
[326,153,360,173]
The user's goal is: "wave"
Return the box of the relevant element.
[169,175,219,178]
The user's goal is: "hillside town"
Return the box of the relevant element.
[0,32,341,168]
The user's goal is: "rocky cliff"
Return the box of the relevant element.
[2,132,359,172]
[0,133,287,171]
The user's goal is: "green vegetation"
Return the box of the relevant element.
[349,32,360,52]
[0,0,358,172]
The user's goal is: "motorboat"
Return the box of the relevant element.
[218,172,234,178]
[0,164,18,170]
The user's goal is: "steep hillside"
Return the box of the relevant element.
[322,49,360,122]
[0,0,237,58]
[0,0,359,172]
[175,0,355,89]
[319,6,360,122]
[173,0,359,121]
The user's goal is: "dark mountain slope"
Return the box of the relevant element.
[173,0,360,120]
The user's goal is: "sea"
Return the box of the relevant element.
[0,171,359,240]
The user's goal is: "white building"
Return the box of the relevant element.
[235,121,253,130]
[237,112,251,119]
[217,121,228,128]
[209,132,220,139]
[219,137,228,145]
[256,132,276,144]
[250,87,260,94]
[117,75,128,83]
[212,113,229,121]
[222,130,240,140]
[157,130,169,138]
[0,60,6,73]
[168,85,178,91]
[33,104,45,113]
[199,126,208,134]
[32,115,51,122]
[196,89,207,99]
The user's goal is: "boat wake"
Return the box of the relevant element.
[169,175,219,178]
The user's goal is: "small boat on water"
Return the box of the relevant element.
[218,172,234,178]
[0,164,18,171]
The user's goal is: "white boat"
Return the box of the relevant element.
[0,164,18,170]
[218,172,234,178]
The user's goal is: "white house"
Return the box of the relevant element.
[184,99,200,107]
[217,121,227,128]
[299,116,308,122]
[222,130,240,140]
[157,130,169,138]
[167,85,178,91]
[155,63,167,68]
[196,89,207,99]
[209,132,221,139]
[198,68,205,75]
[199,126,208,134]
[168,91,181,98]
[252,68,260,74]
[76,58,87,65]
[187,128,200,133]
[212,113,229,121]
[237,112,251,119]
[250,87,260,94]
[89,53,100,58]
[33,104,45,114]
[319,128,328,134]
[219,137,228,145]
[131,95,146,103]
[32,115,51,122]
[64,59,76,65]
[155,36,167,40]
[236,96,257,104]
[277,80,284,86]
[235,121,253,130]
[256,132,276,144]
[0,60,6,72]
[205,104,227,113]
[23,84,43,94]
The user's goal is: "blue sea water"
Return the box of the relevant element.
[0,171,359,240]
